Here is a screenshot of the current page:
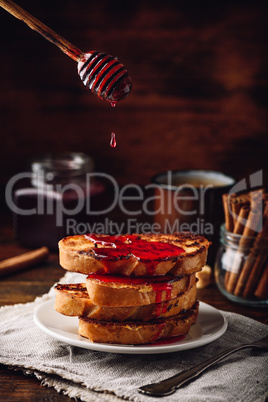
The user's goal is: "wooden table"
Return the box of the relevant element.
[0,217,267,402]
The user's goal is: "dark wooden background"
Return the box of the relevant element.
[0,3,268,399]
[0,0,267,199]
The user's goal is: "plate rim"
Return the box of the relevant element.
[34,299,228,354]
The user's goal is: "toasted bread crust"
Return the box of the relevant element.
[59,233,210,276]
[85,274,196,307]
[54,282,197,321]
[78,303,199,344]
[54,283,92,317]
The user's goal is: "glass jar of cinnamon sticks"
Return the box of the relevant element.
[215,189,268,306]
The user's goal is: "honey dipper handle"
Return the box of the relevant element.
[0,0,83,61]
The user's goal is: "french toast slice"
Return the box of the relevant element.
[85,274,196,307]
[54,283,92,317]
[78,302,199,345]
[54,282,197,321]
[59,233,210,276]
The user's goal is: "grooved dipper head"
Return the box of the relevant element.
[78,51,132,103]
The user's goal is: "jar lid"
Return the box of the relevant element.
[31,153,94,186]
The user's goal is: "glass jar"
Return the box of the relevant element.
[10,153,105,250]
[215,224,268,307]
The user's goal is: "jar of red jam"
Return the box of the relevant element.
[11,153,105,250]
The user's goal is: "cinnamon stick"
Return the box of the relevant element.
[222,193,248,285]
[242,250,268,298]
[249,188,264,210]
[231,199,242,230]
[254,260,268,299]
[230,194,250,229]
[233,206,250,234]
[232,253,256,296]
[234,203,268,297]
[224,206,249,287]
[0,247,49,277]
[225,209,261,294]
[222,193,234,232]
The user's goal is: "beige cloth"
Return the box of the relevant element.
[0,271,267,402]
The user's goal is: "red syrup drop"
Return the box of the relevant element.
[110,132,116,147]
[85,234,184,275]
[109,101,117,147]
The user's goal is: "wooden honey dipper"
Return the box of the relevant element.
[0,0,132,103]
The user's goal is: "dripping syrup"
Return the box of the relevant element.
[85,234,184,275]
[110,132,116,148]
[109,99,117,147]
[151,322,166,344]
[88,273,175,316]
[153,280,172,317]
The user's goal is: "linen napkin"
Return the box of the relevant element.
[0,271,267,402]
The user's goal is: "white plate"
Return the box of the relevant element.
[34,300,227,355]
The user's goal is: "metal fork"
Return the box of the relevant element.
[138,334,268,397]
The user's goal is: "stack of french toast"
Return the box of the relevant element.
[55,233,210,345]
